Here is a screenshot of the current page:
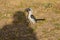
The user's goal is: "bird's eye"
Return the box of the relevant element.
[25,9,28,12]
[25,8,31,12]
[28,8,31,11]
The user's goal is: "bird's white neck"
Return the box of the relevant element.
[28,11,32,17]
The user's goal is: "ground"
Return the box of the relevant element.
[0,0,60,40]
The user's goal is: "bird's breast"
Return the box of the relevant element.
[28,16,36,24]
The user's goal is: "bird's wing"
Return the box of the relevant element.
[31,15,36,21]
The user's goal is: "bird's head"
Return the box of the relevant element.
[25,8,33,16]
[25,8,32,13]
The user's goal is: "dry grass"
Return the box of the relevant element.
[0,0,60,40]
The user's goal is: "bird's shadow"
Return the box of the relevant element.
[0,11,37,40]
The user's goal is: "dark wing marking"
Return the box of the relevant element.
[31,15,37,21]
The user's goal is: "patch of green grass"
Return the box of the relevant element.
[42,3,53,9]
[53,8,60,14]
[42,29,48,34]
[0,13,2,17]
[54,23,60,30]
[58,38,60,40]
[0,13,11,20]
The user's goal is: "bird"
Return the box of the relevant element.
[25,8,45,24]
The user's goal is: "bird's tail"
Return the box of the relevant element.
[36,19,45,22]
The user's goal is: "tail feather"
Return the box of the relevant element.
[36,19,45,22]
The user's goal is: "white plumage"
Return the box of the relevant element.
[25,8,45,24]
[25,8,36,24]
